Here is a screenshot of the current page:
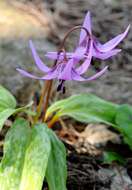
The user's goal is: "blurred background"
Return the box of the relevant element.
[0,0,132,104]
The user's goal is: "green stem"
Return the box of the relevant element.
[33,81,49,123]
[42,80,53,122]
[34,26,90,124]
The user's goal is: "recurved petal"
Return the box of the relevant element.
[29,40,51,72]
[59,59,74,80]
[16,68,44,79]
[45,52,72,60]
[79,11,92,45]
[93,48,121,60]
[45,46,86,61]
[75,40,93,74]
[16,67,58,80]
[75,57,91,75]
[95,25,130,52]
[72,66,108,81]
[72,46,86,59]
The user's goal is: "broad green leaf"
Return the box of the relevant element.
[19,123,51,190]
[0,118,31,190]
[0,85,16,130]
[46,94,118,126]
[103,151,125,165]
[14,101,34,114]
[46,128,67,190]
[0,119,51,190]
[0,86,33,130]
[0,108,16,130]
[0,85,16,111]
[0,102,34,131]
[115,105,132,149]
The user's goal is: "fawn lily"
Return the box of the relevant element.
[17,40,108,92]
[45,12,130,61]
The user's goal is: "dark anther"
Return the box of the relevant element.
[57,80,66,93]
[34,91,40,105]
[57,84,62,91]
[63,86,66,94]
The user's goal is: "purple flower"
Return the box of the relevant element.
[17,11,130,92]
[17,40,108,92]
[45,12,130,61]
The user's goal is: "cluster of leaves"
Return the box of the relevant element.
[0,85,67,190]
[0,85,132,189]
[46,93,132,163]
[46,93,132,148]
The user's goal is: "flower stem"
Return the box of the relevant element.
[34,26,90,124]
[47,114,59,128]
[33,81,49,123]
[42,80,53,122]
[59,25,90,50]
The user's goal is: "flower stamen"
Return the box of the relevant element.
[57,80,66,94]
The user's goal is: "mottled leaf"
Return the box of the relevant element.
[0,119,51,190]
[19,123,51,190]
[0,85,16,111]
[115,105,132,149]
[0,108,16,130]
[0,85,33,130]
[0,85,17,130]
[46,94,118,126]
[0,118,31,190]
[46,128,67,190]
